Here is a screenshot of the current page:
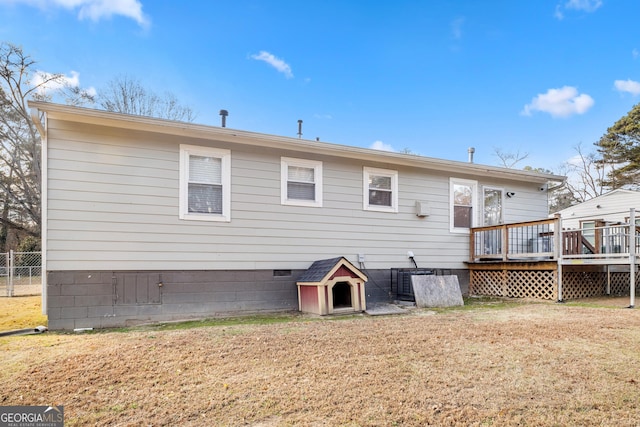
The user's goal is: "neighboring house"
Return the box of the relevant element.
[553,189,640,255]
[30,101,563,329]
[554,189,640,230]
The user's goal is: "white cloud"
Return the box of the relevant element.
[313,113,332,120]
[6,0,150,27]
[614,79,640,96]
[564,0,602,12]
[32,70,96,96]
[250,51,293,79]
[554,5,564,20]
[554,0,602,20]
[633,49,639,59]
[370,141,395,152]
[521,86,594,118]
[451,17,465,40]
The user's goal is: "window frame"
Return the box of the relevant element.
[281,157,323,207]
[579,219,600,248]
[363,167,398,213]
[450,177,478,233]
[179,144,231,222]
[482,186,505,226]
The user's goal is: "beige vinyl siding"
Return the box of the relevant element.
[46,119,550,271]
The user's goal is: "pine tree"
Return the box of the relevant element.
[595,103,640,189]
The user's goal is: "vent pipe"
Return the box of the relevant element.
[297,119,303,138]
[468,147,475,163]
[219,109,228,127]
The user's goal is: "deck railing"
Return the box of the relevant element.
[470,217,558,262]
[470,213,640,263]
[561,223,640,260]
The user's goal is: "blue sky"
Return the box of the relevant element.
[1,0,639,172]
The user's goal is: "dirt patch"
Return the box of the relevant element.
[2,301,640,426]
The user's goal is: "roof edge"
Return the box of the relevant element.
[29,101,565,183]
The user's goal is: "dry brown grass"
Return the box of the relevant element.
[0,295,47,331]
[2,300,640,426]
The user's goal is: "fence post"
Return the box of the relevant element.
[8,250,14,297]
[630,208,636,309]
[1,252,7,297]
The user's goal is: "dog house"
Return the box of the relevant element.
[297,257,368,315]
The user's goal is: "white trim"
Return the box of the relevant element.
[450,177,478,233]
[38,110,48,314]
[363,167,398,213]
[179,144,231,222]
[28,102,564,184]
[281,157,323,207]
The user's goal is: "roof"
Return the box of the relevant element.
[28,101,565,184]
[297,257,367,284]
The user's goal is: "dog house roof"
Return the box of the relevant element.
[297,257,367,284]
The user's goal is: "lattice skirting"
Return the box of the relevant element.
[609,272,639,295]
[562,271,606,299]
[470,269,556,300]
[470,266,638,300]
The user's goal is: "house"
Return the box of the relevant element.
[554,189,640,230]
[29,101,563,329]
[553,189,640,258]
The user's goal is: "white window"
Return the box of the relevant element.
[580,220,597,247]
[281,157,322,207]
[179,144,231,222]
[363,167,398,213]
[450,178,477,233]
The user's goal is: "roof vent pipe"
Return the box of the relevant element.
[297,120,303,139]
[468,147,475,163]
[219,109,228,127]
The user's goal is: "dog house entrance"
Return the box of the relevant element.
[333,282,352,308]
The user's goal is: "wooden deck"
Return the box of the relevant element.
[467,211,639,302]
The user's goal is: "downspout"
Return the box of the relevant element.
[30,107,47,315]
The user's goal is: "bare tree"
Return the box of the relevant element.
[0,42,92,250]
[494,148,529,168]
[557,143,608,203]
[96,75,196,122]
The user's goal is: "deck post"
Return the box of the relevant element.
[469,229,475,262]
[501,224,508,261]
[630,208,636,308]
[554,214,563,302]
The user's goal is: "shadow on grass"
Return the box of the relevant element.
[88,296,530,334]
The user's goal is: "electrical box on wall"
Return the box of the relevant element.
[415,201,430,217]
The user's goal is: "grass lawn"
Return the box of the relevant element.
[0,295,47,331]
[2,298,640,426]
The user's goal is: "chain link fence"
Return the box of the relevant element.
[0,251,42,297]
